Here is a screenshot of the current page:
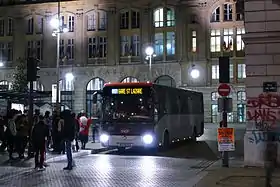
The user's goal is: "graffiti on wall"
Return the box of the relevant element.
[247,93,280,144]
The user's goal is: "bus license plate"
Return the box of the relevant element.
[118,143,132,147]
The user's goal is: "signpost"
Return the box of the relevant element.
[218,83,231,97]
[217,83,231,167]
[217,128,235,152]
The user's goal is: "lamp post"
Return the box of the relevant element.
[145,46,155,81]
[50,0,68,112]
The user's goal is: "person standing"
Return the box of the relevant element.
[32,115,49,171]
[71,113,80,152]
[62,110,75,170]
[79,114,91,149]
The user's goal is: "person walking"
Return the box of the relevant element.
[79,114,91,149]
[32,115,49,171]
[71,113,80,152]
[62,110,75,170]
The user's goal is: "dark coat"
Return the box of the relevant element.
[62,110,75,141]
[32,120,49,146]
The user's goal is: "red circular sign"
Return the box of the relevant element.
[218,84,231,97]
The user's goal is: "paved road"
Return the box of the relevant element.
[0,154,210,187]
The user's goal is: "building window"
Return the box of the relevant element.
[26,17,34,34]
[132,35,140,56]
[27,40,42,60]
[59,39,65,59]
[236,0,244,21]
[36,17,43,34]
[88,36,107,58]
[120,36,129,56]
[211,92,219,101]
[68,16,74,32]
[7,42,13,61]
[87,14,96,31]
[223,29,233,51]
[166,32,175,55]
[230,64,233,78]
[237,91,246,101]
[86,78,105,117]
[166,8,175,27]
[211,7,220,22]
[224,4,233,21]
[66,39,74,60]
[98,11,107,30]
[0,43,12,61]
[154,8,164,27]
[236,28,245,51]
[0,19,4,36]
[154,33,164,56]
[191,30,197,52]
[212,65,219,79]
[99,37,107,58]
[237,104,246,122]
[211,104,218,123]
[7,18,13,36]
[122,77,139,83]
[36,40,42,60]
[120,11,129,29]
[210,30,221,52]
[237,64,246,78]
[131,11,140,29]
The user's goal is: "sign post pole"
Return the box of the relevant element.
[222,98,229,167]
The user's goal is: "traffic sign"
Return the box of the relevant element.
[218,84,231,97]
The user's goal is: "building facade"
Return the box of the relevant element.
[0,0,245,122]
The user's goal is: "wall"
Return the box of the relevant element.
[244,0,280,166]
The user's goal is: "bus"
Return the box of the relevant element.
[98,82,204,151]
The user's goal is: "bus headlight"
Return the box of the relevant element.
[100,134,109,143]
[142,134,153,144]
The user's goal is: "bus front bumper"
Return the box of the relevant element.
[100,134,156,148]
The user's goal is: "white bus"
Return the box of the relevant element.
[99,82,204,152]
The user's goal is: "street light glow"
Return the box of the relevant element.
[65,72,74,81]
[63,27,69,33]
[0,62,3,67]
[145,46,154,56]
[50,17,59,29]
[190,69,200,79]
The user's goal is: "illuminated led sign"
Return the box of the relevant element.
[111,88,143,95]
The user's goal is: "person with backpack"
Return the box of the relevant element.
[32,115,49,171]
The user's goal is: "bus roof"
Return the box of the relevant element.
[104,82,153,87]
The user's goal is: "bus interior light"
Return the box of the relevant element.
[142,134,153,144]
[100,134,109,143]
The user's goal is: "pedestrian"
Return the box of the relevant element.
[79,113,91,149]
[6,110,18,160]
[62,110,75,170]
[32,115,49,171]
[71,112,80,152]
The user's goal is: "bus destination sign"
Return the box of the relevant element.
[111,88,143,95]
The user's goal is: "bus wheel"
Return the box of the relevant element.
[117,147,126,152]
[191,127,197,142]
[163,131,170,151]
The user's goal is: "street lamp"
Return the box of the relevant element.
[65,72,74,82]
[145,46,155,81]
[50,0,68,112]
[0,62,3,67]
[190,69,200,79]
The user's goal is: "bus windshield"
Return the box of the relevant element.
[103,94,154,122]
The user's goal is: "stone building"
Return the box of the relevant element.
[0,0,245,122]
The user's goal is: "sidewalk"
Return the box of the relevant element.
[0,142,109,165]
[195,160,280,187]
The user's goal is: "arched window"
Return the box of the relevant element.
[0,80,12,91]
[211,7,220,22]
[153,7,175,58]
[86,78,105,117]
[28,81,44,91]
[59,79,74,110]
[121,77,139,83]
[154,75,176,87]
